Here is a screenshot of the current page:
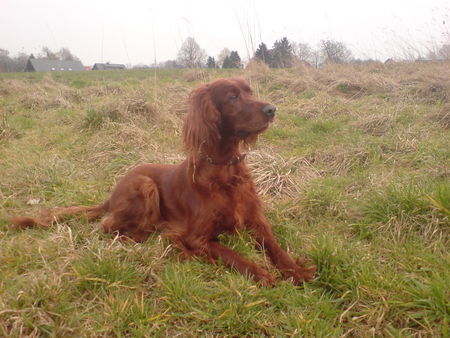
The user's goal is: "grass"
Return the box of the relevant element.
[0,62,449,336]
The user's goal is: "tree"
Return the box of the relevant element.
[438,44,450,60]
[0,47,80,72]
[254,42,272,65]
[206,56,216,68]
[294,42,313,64]
[222,55,231,68]
[222,51,241,68]
[0,49,29,72]
[320,40,353,64]
[14,52,29,72]
[39,46,59,60]
[229,51,241,68]
[38,46,80,61]
[162,60,181,68]
[311,49,324,68]
[57,47,80,61]
[217,48,231,68]
[271,37,294,68]
[0,49,15,72]
[132,63,150,69]
[176,37,207,68]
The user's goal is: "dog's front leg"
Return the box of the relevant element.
[208,241,275,286]
[249,214,316,284]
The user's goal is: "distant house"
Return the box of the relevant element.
[92,63,126,70]
[24,58,84,72]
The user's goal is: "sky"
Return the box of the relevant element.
[1,0,449,66]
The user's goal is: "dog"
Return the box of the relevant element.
[11,78,316,286]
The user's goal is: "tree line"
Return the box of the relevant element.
[0,47,80,72]
[1,37,449,72]
[169,36,354,69]
[150,36,450,70]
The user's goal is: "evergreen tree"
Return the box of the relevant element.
[206,56,216,68]
[254,42,272,65]
[217,48,231,68]
[272,37,294,68]
[228,51,242,68]
[222,55,231,68]
[222,51,241,68]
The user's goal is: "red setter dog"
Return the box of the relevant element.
[12,78,316,285]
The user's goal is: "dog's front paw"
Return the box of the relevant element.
[284,264,317,284]
[253,270,275,287]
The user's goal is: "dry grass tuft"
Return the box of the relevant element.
[429,106,450,129]
[125,97,158,120]
[332,80,367,98]
[244,60,273,84]
[162,83,191,117]
[20,92,73,110]
[13,76,82,110]
[85,84,123,97]
[182,69,209,82]
[0,79,31,96]
[415,83,448,104]
[316,67,397,98]
[19,91,49,109]
[356,113,394,136]
[267,89,289,105]
[248,150,320,198]
[287,78,310,94]
[308,146,369,175]
[113,123,157,149]
[0,110,19,141]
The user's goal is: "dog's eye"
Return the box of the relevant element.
[229,95,239,100]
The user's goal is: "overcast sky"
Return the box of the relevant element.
[1,0,449,66]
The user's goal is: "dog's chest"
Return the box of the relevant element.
[211,185,249,232]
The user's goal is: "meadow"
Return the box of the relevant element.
[0,61,449,336]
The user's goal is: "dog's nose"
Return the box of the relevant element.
[262,104,276,117]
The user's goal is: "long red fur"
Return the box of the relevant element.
[11,78,316,285]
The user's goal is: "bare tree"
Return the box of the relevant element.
[311,49,324,68]
[0,49,30,72]
[57,47,80,61]
[163,60,182,68]
[14,52,29,71]
[39,46,59,60]
[0,49,15,72]
[176,37,207,68]
[438,44,450,59]
[294,42,313,64]
[37,46,80,61]
[320,40,353,64]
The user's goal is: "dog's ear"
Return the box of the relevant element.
[183,85,221,155]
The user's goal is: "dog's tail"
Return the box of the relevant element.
[10,201,110,229]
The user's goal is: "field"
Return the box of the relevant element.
[0,62,449,336]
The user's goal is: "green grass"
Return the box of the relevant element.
[0,63,449,336]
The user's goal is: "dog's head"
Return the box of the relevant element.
[183,78,275,155]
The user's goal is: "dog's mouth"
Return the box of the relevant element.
[236,123,270,138]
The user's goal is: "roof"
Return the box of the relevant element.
[92,63,126,70]
[25,59,84,72]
